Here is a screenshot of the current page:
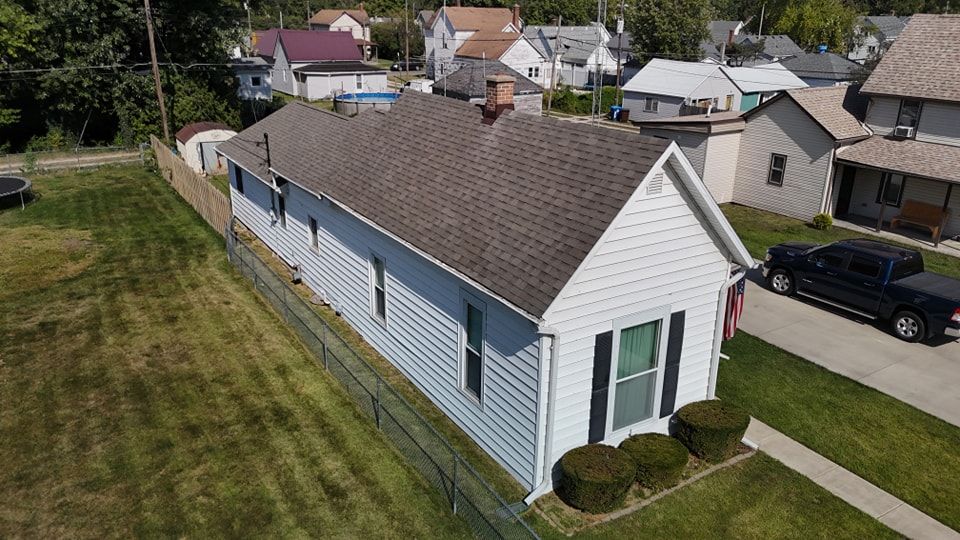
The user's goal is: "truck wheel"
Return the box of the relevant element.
[891,311,925,342]
[767,269,795,296]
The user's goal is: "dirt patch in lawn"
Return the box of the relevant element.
[0,226,98,299]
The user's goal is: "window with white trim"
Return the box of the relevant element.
[460,293,485,403]
[876,172,906,207]
[643,96,659,112]
[610,320,662,430]
[370,254,387,322]
[355,73,363,90]
[767,153,786,186]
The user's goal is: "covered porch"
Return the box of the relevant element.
[831,136,960,248]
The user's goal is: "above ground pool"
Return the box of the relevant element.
[334,92,400,116]
[0,175,32,210]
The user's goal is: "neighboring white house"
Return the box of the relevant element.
[621,59,742,120]
[308,6,373,60]
[423,6,519,79]
[294,62,388,99]
[175,122,237,175]
[524,24,617,88]
[216,78,754,498]
[254,29,365,97]
[848,15,909,64]
[452,31,549,87]
[722,63,807,111]
[233,56,272,101]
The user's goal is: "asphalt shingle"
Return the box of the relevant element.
[217,92,670,318]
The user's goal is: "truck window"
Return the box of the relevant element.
[847,256,882,278]
[809,252,845,268]
[891,256,924,281]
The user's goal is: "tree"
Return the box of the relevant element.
[626,0,711,63]
[0,0,39,128]
[772,0,858,51]
[725,38,765,66]
[520,0,596,26]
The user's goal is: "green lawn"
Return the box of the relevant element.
[208,173,230,196]
[528,454,898,539]
[721,204,960,280]
[719,332,960,531]
[0,166,468,537]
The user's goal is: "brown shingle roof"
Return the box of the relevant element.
[309,8,369,26]
[836,136,960,184]
[429,7,514,31]
[785,86,869,141]
[175,122,232,143]
[216,93,672,318]
[454,31,520,59]
[861,14,960,103]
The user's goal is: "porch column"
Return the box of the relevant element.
[935,183,953,247]
[876,176,888,232]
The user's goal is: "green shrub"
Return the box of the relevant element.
[559,444,636,513]
[675,400,750,463]
[619,433,689,489]
[812,213,833,230]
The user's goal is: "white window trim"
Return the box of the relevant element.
[604,305,672,439]
[458,289,487,408]
[644,97,658,113]
[368,252,388,326]
[307,215,319,252]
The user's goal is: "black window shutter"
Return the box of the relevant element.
[588,331,613,443]
[659,311,686,419]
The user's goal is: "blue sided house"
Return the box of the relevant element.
[216,75,755,501]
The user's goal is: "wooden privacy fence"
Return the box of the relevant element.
[151,135,231,237]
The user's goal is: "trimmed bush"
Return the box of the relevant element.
[559,444,636,513]
[812,213,833,230]
[619,433,689,490]
[675,400,750,463]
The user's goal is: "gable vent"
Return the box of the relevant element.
[647,172,664,195]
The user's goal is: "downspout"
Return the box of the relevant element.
[707,263,746,399]
[524,324,560,505]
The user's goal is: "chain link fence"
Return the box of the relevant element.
[226,226,539,540]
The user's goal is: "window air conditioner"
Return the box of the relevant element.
[893,125,915,138]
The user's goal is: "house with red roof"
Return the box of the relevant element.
[252,28,385,99]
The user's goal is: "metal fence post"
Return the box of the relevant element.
[321,323,329,369]
[375,378,382,430]
[452,453,459,515]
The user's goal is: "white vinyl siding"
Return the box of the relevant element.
[228,165,542,488]
[735,97,834,220]
[498,37,547,86]
[542,163,729,471]
[915,101,960,147]
[700,131,741,204]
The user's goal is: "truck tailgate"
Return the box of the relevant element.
[894,272,960,302]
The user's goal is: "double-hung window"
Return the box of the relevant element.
[460,294,485,403]
[896,100,922,133]
[608,309,669,433]
[276,193,286,227]
[355,74,363,90]
[876,172,906,207]
[370,254,387,323]
[643,97,659,112]
[308,216,319,252]
[767,153,787,186]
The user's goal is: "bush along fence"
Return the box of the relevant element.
[150,135,231,237]
[226,224,539,540]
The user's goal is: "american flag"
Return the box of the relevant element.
[723,276,746,341]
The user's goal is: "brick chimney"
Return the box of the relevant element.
[483,74,515,124]
[512,3,521,30]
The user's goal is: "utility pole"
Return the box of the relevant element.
[614,0,625,106]
[758,3,765,37]
[546,15,561,116]
[404,0,410,75]
[144,0,169,143]
[280,10,284,29]
[244,2,253,54]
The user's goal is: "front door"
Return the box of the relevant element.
[835,165,857,216]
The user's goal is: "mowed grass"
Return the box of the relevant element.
[0,166,468,538]
[719,332,960,531]
[528,453,898,539]
[721,204,960,279]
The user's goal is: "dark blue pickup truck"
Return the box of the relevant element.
[763,239,960,342]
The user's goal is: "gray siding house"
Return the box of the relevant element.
[216,76,754,499]
[621,59,742,121]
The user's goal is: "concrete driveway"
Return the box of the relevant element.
[738,267,960,427]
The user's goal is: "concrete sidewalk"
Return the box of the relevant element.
[739,267,960,427]
[747,419,959,540]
